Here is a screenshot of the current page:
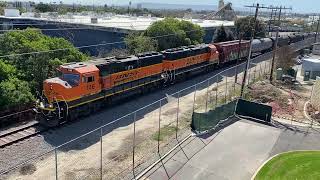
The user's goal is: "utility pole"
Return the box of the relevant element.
[240,4,291,96]
[235,32,243,84]
[315,15,320,43]
[270,26,281,83]
[269,5,291,83]
[240,3,262,97]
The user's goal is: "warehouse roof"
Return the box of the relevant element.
[0,13,234,31]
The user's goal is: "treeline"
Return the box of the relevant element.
[0,29,88,109]
[122,17,205,55]
[34,3,196,18]
[214,16,266,43]
[35,3,156,17]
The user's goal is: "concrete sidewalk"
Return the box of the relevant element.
[143,120,281,180]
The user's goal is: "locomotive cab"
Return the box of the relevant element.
[36,62,101,126]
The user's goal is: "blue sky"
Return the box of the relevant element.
[13,0,320,13]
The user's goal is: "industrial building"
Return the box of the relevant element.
[0,11,235,56]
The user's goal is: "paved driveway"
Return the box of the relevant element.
[144,120,281,180]
[144,119,320,180]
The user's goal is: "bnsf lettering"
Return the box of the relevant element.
[116,71,138,80]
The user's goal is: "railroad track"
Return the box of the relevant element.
[0,122,47,148]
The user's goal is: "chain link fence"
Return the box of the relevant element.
[0,39,314,180]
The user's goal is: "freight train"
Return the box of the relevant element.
[35,33,316,126]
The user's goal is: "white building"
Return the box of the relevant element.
[4,9,20,17]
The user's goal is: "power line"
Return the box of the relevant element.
[0,29,200,59]
[267,5,292,35]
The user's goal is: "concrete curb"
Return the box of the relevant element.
[272,116,320,128]
[250,150,320,180]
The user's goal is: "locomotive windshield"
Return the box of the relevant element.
[62,73,80,87]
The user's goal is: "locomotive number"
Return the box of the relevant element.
[87,84,95,90]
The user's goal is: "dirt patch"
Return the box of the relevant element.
[246,80,311,122]
[19,164,36,175]
[106,130,147,162]
[162,107,179,116]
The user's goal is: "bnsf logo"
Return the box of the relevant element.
[116,71,138,80]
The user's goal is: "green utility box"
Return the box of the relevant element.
[276,68,283,80]
[304,71,311,81]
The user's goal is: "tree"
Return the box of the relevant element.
[227,31,235,41]
[276,45,295,72]
[35,3,55,13]
[235,16,266,39]
[144,18,204,50]
[124,33,158,54]
[0,2,6,15]
[0,78,34,109]
[214,25,228,43]
[105,48,129,58]
[0,28,88,91]
[213,25,234,43]
[0,60,17,82]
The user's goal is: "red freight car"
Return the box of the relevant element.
[214,40,250,64]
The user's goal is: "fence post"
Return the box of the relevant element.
[176,92,180,140]
[216,75,218,107]
[193,85,197,113]
[100,128,103,180]
[233,66,236,96]
[132,112,137,178]
[259,64,262,79]
[253,66,257,82]
[225,76,228,103]
[247,64,251,86]
[206,80,209,113]
[158,100,162,153]
[55,148,58,180]
[264,61,267,76]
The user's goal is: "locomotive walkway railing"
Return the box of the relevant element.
[0,39,316,180]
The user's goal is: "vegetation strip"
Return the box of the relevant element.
[252,151,320,180]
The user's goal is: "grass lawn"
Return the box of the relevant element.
[255,151,320,180]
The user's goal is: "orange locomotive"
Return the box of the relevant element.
[36,44,219,126]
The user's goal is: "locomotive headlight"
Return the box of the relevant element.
[49,104,53,108]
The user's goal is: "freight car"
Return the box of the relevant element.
[271,36,290,47]
[288,34,304,44]
[252,38,273,55]
[35,35,307,127]
[213,40,250,64]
